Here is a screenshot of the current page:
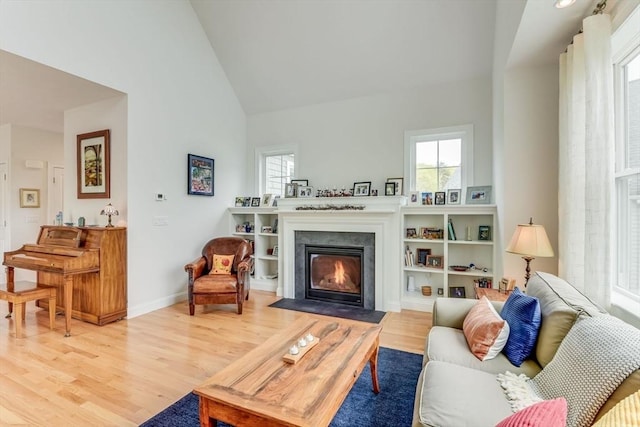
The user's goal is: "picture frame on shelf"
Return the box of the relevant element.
[261,226,273,233]
[447,189,461,205]
[291,179,308,187]
[417,248,432,266]
[406,228,417,238]
[426,255,444,268]
[19,188,40,208]
[435,191,446,205]
[449,286,466,298]
[285,183,298,198]
[262,193,273,206]
[250,197,261,207]
[409,191,420,205]
[466,185,492,205]
[437,287,444,296]
[297,185,314,198]
[243,197,251,207]
[272,245,279,256]
[77,129,111,199]
[384,182,396,196]
[421,192,433,205]
[386,177,403,195]
[235,197,245,207]
[353,181,371,196]
[478,225,492,241]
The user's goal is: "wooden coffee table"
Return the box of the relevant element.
[193,317,382,427]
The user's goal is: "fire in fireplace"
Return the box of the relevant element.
[306,245,363,306]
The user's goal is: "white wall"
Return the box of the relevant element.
[0,1,247,317]
[502,66,559,285]
[247,77,493,195]
[7,125,64,281]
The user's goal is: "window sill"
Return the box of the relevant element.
[610,291,640,329]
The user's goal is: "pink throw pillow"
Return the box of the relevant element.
[496,398,568,427]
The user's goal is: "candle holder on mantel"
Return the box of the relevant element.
[100,203,119,227]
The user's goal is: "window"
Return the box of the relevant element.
[614,46,640,301]
[404,125,473,192]
[256,146,296,197]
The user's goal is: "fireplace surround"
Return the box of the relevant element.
[295,231,375,309]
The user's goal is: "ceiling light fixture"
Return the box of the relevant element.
[555,0,577,8]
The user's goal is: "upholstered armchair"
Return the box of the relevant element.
[185,237,253,315]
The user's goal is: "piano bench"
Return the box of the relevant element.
[0,281,57,338]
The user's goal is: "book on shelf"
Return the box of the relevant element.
[448,219,456,241]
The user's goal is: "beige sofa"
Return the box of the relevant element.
[412,271,640,426]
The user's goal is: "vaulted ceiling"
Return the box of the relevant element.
[0,0,594,133]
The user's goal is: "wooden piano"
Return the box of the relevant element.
[3,225,127,336]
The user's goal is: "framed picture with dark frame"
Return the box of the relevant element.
[478,225,492,241]
[417,248,432,266]
[251,197,261,207]
[386,177,403,195]
[384,182,396,196]
[187,153,214,196]
[353,181,371,196]
[426,255,444,268]
[406,228,417,238]
[297,185,314,198]
[77,129,110,199]
[291,179,308,187]
[449,286,466,298]
[435,191,446,205]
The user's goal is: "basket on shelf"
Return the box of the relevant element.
[421,286,432,296]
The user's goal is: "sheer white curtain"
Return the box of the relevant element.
[558,14,614,308]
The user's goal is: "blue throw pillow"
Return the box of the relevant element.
[500,287,541,366]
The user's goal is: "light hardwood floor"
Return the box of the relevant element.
[0,291,431,426]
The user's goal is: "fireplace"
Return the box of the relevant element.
[306,245,363,306]
[295,231,375,309]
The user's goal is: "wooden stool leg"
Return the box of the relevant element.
[14,302,24,338]
[48,296,56,330]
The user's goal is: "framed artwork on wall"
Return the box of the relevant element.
[19,188,40,208]
[77,129,110,199]
[187,154,214,196]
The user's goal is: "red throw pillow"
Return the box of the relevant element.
[496,398,567,427]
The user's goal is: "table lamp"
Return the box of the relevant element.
[100,203,119,227]
[506,218,554,286]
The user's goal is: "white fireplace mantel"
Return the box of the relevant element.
[277,196,405,312]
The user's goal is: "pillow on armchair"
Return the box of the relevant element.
[210,254,235,275]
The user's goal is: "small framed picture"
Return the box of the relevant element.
[478,225,492,241]
[187,153,214,196]
[421,192,433,205]
[435,191,446,205]
[291,179,308,187]
[242,197,251,207]
[386,177,403,195]
[449,286,466,298]
[466,185,492,205]
[285,183,298,198]
[19,188,40,208]
[409,191,420,205]
[262,193,273,206]
[447,189,461,205]
[235,196,245,207]
[251,197,261,207]
[261,226,273,233]
[406,228,417,238]
[426,255,444,268]
[272,245,279,256]
[353,181,371,196]
[437,287,444,296]
[417,248,432,266]
[297,185,314,198]
[384,182,396,196]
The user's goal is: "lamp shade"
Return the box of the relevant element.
[506,221,554,258]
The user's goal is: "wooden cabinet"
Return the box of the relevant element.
[401,206,496,311]
[229,208,278,291]
[38,227,127,325]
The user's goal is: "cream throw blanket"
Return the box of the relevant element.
[497,315,640,427]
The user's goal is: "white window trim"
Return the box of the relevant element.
[255,144,298,195]
[403,124,474,192]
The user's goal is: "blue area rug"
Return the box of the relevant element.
[140,347,421,427]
